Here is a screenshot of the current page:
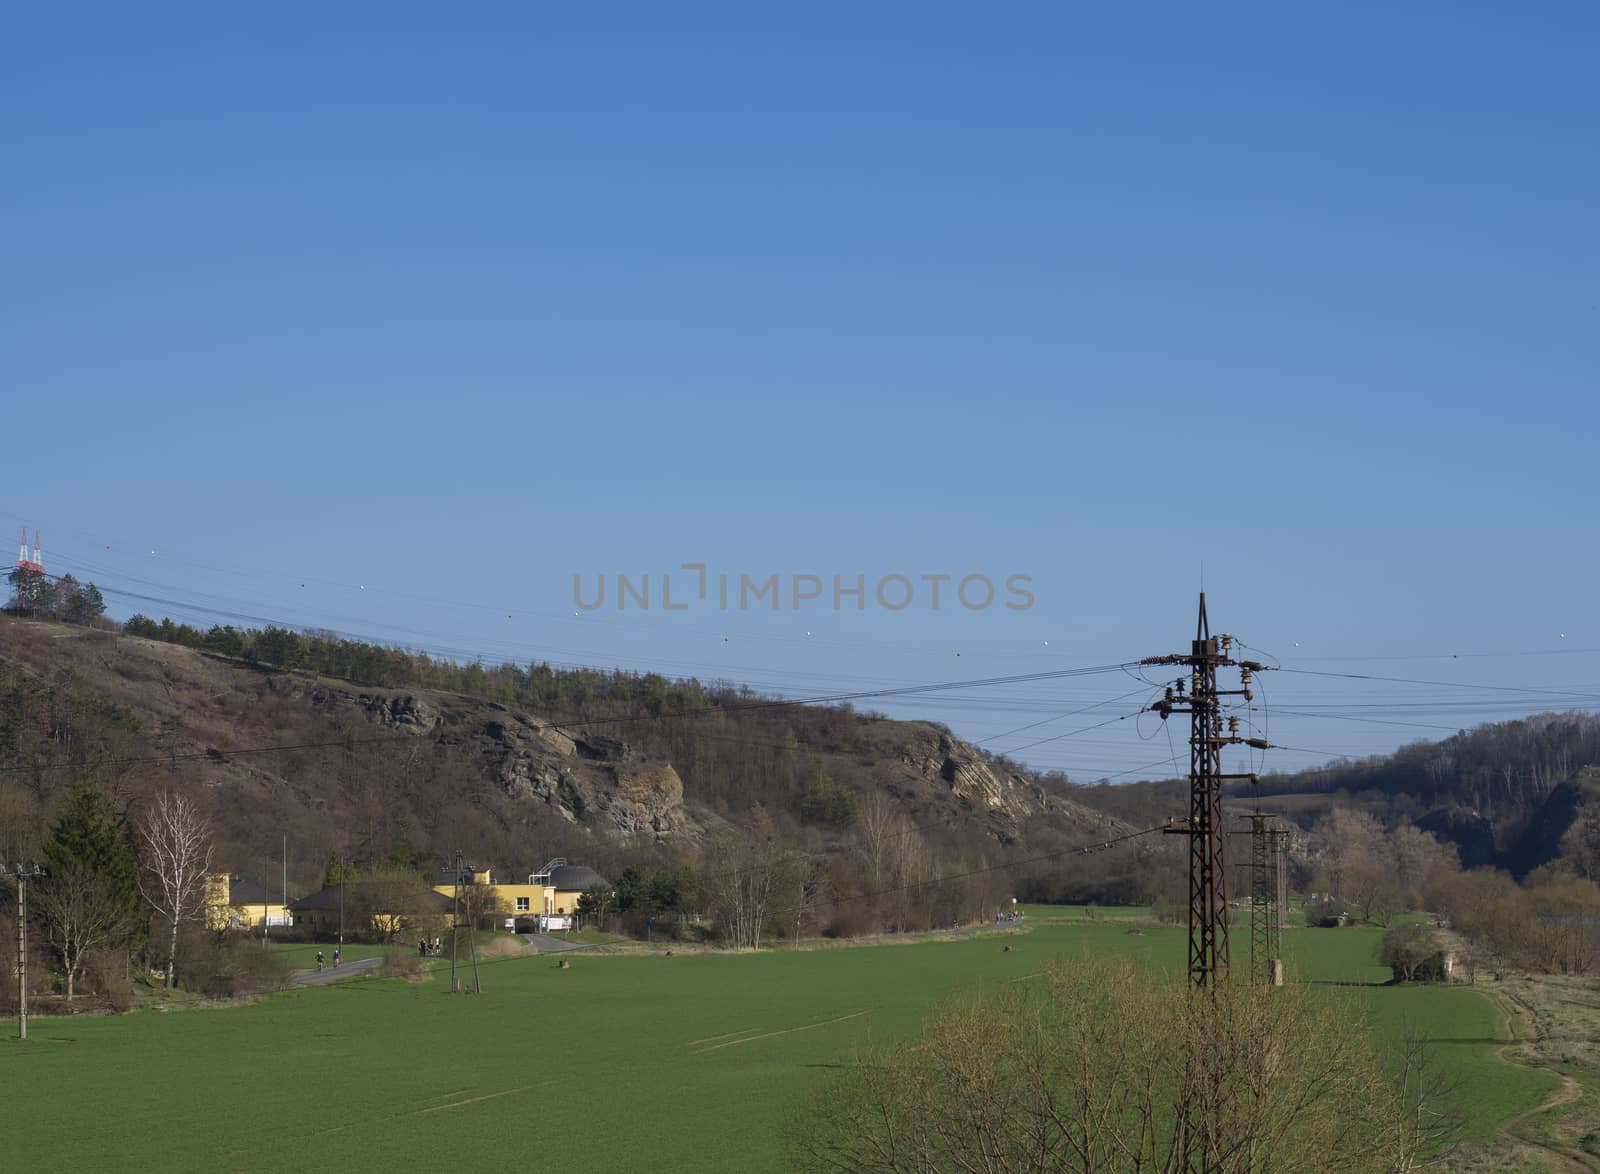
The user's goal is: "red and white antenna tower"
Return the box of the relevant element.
[17,528,44,574]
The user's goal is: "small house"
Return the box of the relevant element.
[204,873,293,931]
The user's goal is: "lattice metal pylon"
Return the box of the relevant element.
[1272,827,1290,970]
[1143,594,1274,989]
[1248,811,1271,986]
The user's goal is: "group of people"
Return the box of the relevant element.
[417,937,443,958]
[994,910,1024,924]
[314,948,340,971]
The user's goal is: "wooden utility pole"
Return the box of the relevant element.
[3,864,44,1040]
[451,849,461,993]
[468,902,482,995]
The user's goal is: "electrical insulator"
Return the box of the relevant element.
[1228,716,1241,734]
[1164,687,1173,703]
[1221,634,1232,652]
[1240,667,1252,686]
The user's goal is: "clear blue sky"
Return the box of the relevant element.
[5,4,1597,780]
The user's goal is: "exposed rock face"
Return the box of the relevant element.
[611,764,688,837]
[307,687,438,734]
[468,712,688,839]
[309,680,1118,851]
[920,734,1050,820]
[574,735,627,762]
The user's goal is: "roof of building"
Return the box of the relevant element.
[548,864,610,892]
[227,877,279,907]
[288,883,454,913]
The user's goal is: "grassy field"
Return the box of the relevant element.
[0,917,1556,1172]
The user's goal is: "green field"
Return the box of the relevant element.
[0,919,1554,1171]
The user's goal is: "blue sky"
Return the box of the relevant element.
[5,4,1598,780]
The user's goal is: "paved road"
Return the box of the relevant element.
[291,956,385,986]
[521,934,595,954]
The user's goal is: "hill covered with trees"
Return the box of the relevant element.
[0,614,1145,939]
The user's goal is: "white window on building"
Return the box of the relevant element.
[516,897,530,912]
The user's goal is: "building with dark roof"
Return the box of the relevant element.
[547,865,609,894]
[288,883,454,940]
[203,873,292,931]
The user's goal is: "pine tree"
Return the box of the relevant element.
[37,790,144,997]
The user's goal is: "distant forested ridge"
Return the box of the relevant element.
[1245,713,1600,819]
[121,613,720,716]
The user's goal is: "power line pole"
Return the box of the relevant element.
[1143,594,1273,989]
[1272,827,1290,983]
[3,864,44,1040]
[1221,819,1287,987]
[451,849,461,994]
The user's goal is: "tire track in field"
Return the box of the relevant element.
[417,1085,536,1114]
[686,1027,759,1047]
[691,1010,870,1054]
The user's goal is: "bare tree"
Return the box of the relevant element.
[33,864,136,1000]
[138,790,214,988]
[703,805,788,949]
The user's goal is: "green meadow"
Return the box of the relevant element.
[0,919,1553,1172]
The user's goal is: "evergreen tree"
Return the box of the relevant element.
[41,790,144,923]
[36,789,145,996]
[5,566,54,615]
[63,581,107,624]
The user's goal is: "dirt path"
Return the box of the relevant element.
[1481,987,1591,1172]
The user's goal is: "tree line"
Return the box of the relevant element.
[6,567,108,625]
[1,786,264,1012]
[1248,712,1600,823]
[121,613,719,717]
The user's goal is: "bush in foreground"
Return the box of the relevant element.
[792,956,1458,1173]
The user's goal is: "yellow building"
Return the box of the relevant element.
[537,860,611,917]
[432,863,541,923]
[204,873,293,931]
[433,860,612,927]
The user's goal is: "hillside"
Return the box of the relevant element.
[1236,714,1600,876]
[0,616,1135,899]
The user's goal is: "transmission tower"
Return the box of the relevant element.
[1144,594,1273,988]
[15,529,42,574]
[1272,827,1290,970]
[1244,813,1290,986]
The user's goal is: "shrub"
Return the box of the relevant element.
[792,956,1461,1173]
[1380,923,1447,983]
[177,932,292,1000]
[84,948,134,1012]
[376,947,427,979]
[1306,896,1347,927]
